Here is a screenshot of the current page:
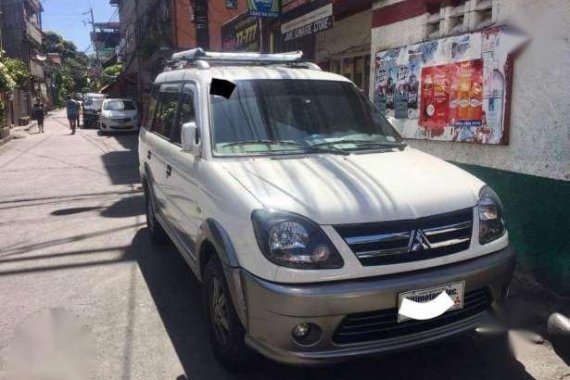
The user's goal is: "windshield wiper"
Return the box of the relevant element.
[312,139,407,151]
[221,140,349,155]
[221,139,303,148]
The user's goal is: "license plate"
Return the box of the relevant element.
[397,282,465,323]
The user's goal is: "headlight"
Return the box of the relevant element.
[478,186,506,244]
[252,210,343,269]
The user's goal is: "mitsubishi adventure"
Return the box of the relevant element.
[138,49,514,368]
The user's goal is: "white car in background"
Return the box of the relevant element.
[99,98,139,133]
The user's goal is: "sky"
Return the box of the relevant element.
[41,0,119,53]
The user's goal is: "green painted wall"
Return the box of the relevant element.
[454,163,570,294]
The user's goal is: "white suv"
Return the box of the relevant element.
[138,49,514,368]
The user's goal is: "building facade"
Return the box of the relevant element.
[110,0,247,101]
[221,0,373,92]
[0,0,46,123]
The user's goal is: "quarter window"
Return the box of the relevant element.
[172,83,198,144]
[151,84,181,138]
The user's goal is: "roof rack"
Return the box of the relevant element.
[165,48,320,70]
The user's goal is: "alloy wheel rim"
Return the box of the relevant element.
[210,277,230,346]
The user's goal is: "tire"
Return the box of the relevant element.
[547,313,570,362]
[144,184,168,244]
[203,256,250,370]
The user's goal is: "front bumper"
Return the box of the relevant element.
[100,119,138,132]
[234,246,515,366]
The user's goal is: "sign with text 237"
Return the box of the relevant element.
[248,0,279,18]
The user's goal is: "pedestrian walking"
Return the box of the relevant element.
[65,96,80,134]
[32,99,46,133]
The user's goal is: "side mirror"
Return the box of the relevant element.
[181,121,201,157]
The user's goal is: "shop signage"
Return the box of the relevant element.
[248,0,280,18]
[281,3,333,42]
[374,27,527,145]
[222,14,259,52]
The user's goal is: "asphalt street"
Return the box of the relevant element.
[0,109,568,380]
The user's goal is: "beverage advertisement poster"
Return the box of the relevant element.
[419,65,449,132]
[374,27,527,145]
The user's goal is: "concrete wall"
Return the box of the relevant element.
[370,0,570,181]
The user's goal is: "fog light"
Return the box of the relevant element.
[292,322,310,339]
[291,322,322,346]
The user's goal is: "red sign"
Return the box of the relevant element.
[420,60,483,132]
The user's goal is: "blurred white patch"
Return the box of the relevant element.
[398,291,455,321]
[1,308,94,380]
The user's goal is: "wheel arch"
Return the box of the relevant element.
[196,219,240,281]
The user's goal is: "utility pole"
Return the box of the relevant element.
[134,0,142,104]
[194,0,210,49]
[89,8,102,70]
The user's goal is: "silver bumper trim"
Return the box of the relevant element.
[238,246,515,366]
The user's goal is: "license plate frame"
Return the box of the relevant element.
[397,281,465,323]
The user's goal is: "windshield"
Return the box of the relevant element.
[84,94,106,108]
[210,79,403,156]
[103,100,136,111]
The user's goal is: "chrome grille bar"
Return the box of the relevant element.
[334,208,474,266]
[423,221,472,237]
[345,232,411,245]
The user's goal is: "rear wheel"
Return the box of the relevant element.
[203,256,250,370]
[144,183,167,244]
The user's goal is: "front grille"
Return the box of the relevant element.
[334,208,473,266]
[112,117,131,123]
[333,288,490,344]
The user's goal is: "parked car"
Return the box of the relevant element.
[82,93,107,128]
[99,98,139,133]
[138,49,514,369]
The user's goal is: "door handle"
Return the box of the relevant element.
[147,150,152,159]
[166,165,172,177]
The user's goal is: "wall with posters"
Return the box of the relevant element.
[373,28,525,145]
[369,0,570,292]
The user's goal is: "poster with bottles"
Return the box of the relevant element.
[374,27,527,145]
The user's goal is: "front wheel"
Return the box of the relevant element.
[203,257,250,370]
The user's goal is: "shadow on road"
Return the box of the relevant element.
[100,150,140,186]
[100,194,145,218]
[127,230,536,380]
[51,206,104,216]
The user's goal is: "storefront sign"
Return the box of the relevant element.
[222,13,259,52]
[374,27,527,145]
[281,4,333,42]
[248,0,279,18]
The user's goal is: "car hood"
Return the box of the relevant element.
[222,148,484,225]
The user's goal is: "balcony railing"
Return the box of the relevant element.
[26,22,43,45]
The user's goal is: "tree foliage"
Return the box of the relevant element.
[0,56,31,92]
[44,32,94,106]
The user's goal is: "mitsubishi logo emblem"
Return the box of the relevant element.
[410,230,431,252]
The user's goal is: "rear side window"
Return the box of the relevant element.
[143,86,159,129]
[171,83,197,144]
[151,84,181,138]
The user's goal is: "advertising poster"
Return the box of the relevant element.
[374,27,526,145]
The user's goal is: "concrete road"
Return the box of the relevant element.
[0,110,567,380]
